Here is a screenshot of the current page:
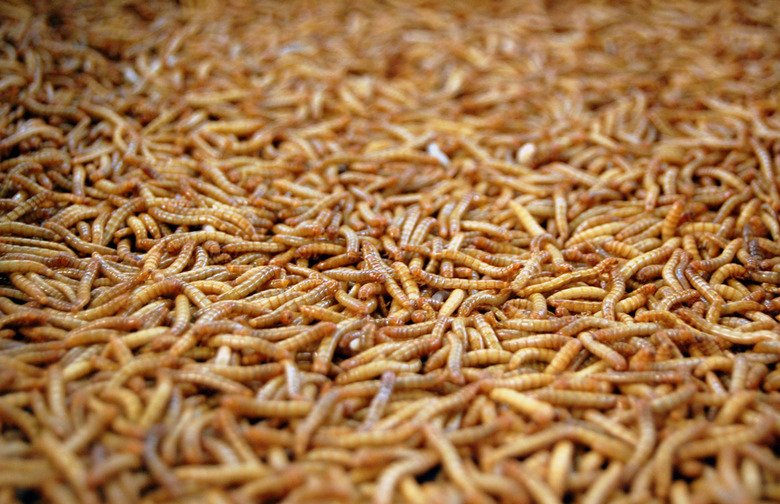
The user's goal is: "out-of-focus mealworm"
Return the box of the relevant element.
[374,451,438,504]
[335,359,421,385]
[64,406,117,454]
[222,396,313,418]
[650,382,697,413]
[653,421,708,497]
[105,354,179,389]
[359,371,396,431]
[531,389,618,409]
[37,431,95,504]
[501,459,561,504]
[677,416,773,461]
[423,424,490,503]
[622,400,656,483]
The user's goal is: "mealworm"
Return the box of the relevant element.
[424,424,489,503]
[3,5,780,502]
[438,289,466,318]
[499,459,561,504]
[651,420,708,498]
[490,387,554,425]
[509,348,558,370]
[601,263,626,321]
[374,451,438,504]
[579,332,627,370]
[516,258,614,297]
[37,431,96,503]
[435,248,521,279]
[531,389,618,409]
[446,331,465,385]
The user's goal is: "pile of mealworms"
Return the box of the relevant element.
[1,0,780,502]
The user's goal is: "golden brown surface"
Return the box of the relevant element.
[1,0,780,502]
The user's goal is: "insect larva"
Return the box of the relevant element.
[689,238,743,272]
[85,452,142,488]
[448,249,523,280]
[601,263,626,321]
[390,262,420,307]
[568,221,628,247]
[64,404,118,457]
[336,360,421,385]
[9,272,49,305]
[500,459,561,504]
[684,267,724,307]
[614,217,661,242]
[518,261,613,299]
[650,382,697,413]
[374,451,439,504]
[140,426,182,498]
[531,388,618,409]
[612,399,651,477]
[601,238,641,259]
[750,137,780,207]
[500,316,574,333]
[590,323,659,343]
[455,290,500,317]
[509,199,546,238]
[278,321,337,352]
[73,292,132,321]
[557,316,618,337]
[551,183,570,241]
[660,200,686,242]
[423,424,487,502]
[205,334,287,360]
[468,313,500,350]
[462,349,512,367]
[739,443,780,476]
[508,348,558,371]
[579,332,627,370]
[445,331,465,385]
[728,354,749,393]
[412,382,480,424]
[679,415,773,463]
[294,242,346,259]
[651,420,708,498]
[490,387,554,425]
[234,466,306,500]
[713,390,756,427]
[436,288,465,318]
[221,395,313,418]
[677,308,774,345]
[103,353,179,390]
[620,242,679,279]
[136,371,174,430]
[213,409,260,468]
[355,371,396,431]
